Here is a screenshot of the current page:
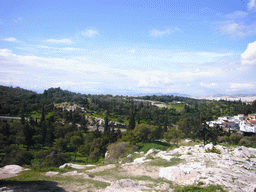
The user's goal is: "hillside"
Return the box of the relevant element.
[0,143,256,191]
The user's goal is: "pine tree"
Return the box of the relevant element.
[128,112,135,131]
[40,106,45,124]
[104,116,109,133]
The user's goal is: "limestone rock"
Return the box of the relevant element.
[0,165,24,175]
[59,163,95,169]
[103,179,141,192]
[45,171,59,176]
[159,166,186,182]
[145,148,160,156]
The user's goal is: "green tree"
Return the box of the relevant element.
[104,116,109,133]
[70,135,84,160]
[128,112,136,131]
[164,126,184,146]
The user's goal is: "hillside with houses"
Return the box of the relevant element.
[208,113,256,134]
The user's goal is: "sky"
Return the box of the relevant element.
[0,0,256,96]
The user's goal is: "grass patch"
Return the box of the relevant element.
[137,141,172,153]
[3,168,110,190]
[167,103,184,112]
[31,165,75,173]
[174,184,225,192]
[147,158,184,167]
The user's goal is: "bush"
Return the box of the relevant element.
[229,133,242,145]
[239,138,252,146]
[45,152,72,166]
[217,136,225,143]
[14,151,33,165]
[105,142,129,163]
[205,146,221,154]
[2,146,33,166]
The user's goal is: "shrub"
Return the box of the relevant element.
[14,151,33,165]
[217,136,225,143]
[105,142,129,163]
[239,138,252,146]
[205,146,221,154]
[2,146,33,166]
[45,151,72,166]
[229,133,242,145]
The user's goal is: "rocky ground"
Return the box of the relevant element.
[1,143,256,192]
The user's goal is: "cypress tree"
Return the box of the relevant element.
[104,116,109,133]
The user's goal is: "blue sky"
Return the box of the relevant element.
[1,0,256,96]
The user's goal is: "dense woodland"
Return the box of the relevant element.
[0,85,256,167]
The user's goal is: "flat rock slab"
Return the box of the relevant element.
[45,171,59,176]
[59,163,96,169]
[61,171,90,179]
[86,164,116,173]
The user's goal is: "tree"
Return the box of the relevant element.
[197,114,211,145]
[22,123,34,151]
[208,124,223,145]
[45,122,55,147]
[128,112,136,131]
[70,135,84,160]
[40,106,45,124]
[104,116,109,133]
[164,126,184,146]
[80,116,88,132]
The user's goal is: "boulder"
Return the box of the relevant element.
[159,166,186,182]
[204,143,214,150]
[145,149,160,156]
[103,179,140,192]
[0,165,24,175]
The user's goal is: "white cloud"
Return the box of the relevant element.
[248,0,256,11]
[214,6,256,39]
[200,82,217,88]
[13,17,23,23]
[150,27,181,37]
[2,37,18,42]
[230,83,254,89]
[0,70,25,74]
[214,20,256,39]
[51,81,100,87]
[81,29,99,37]
[241,41,256,65]
[45,38,73,44]
[226,11,248,19]
[0,49,13,57]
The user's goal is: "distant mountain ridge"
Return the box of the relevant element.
[134,92,191,97]
[206,93,256,98]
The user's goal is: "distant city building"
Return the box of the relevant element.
[207,113,256,134]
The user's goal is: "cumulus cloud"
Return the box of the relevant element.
[81,29,99,37]
[45,38,73,44]
[150,27,181,37]
[200,82,217,88]
[214,20,256,39]
[248,0,256,11]
[226,11,248,19]
[2,37,19,42]
[241,41,256,65]
[214,1,256,39]
[230,83,254,89]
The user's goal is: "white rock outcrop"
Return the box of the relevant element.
[59,163,95,169]
[157,144,256,192]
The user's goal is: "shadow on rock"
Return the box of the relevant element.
[0,180,66,192]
